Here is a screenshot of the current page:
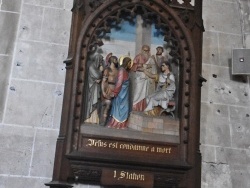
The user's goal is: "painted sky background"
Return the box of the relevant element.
[109,20,164,45]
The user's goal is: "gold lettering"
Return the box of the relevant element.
[86,139,107,148]
[109,142,118,149]
[115,170,145,181]
[119,144,149,152]
[156,147,172,153]
[86,139,172,154]
[141,174,145,181]
[151,147,155,152]
[118,171,126,180]
[86,139,95,147]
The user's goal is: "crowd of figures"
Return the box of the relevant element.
[83,45,176,129]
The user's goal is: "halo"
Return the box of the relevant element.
[119,55,133,68]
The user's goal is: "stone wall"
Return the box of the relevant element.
[201,0,250,187]
[0,0,74,187]
[0,0,249,188]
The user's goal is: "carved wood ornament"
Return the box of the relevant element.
[46,0,204,188]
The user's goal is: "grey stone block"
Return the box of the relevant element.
[203,0,241,34]
[230,165,250,188]
[218,33,242,67]
[202,59,236,105]
[73,184,96,188]
[0,125,34,175]
[216,147,250,166]
[200,103,231,146]
[238,0,250,34]
[40,7,72,44]
[88,185,102,188]
[1,0,22,12]
[202,31,219,65]
[0,176,49,188]
[12,41,67,83]
[201,102,230,122]
[0,12,19,55]
[64,0,73,10]
[4,80,57,127]
[201,181,209,188]
[52,85,64,129]
[18,4,43,40]
[229,106,250,149]
[24,0,64,9]
[213,0,234,2]
[200,145,216,163]
[201,64,211,102]
[230,115,250,149]
[245,34,250,48]
[208,76,250,106]
[30,129,58,177]
[202,162,232,188]
[229,105,250,121]
[0,55,12,122]
[209,65,231,81]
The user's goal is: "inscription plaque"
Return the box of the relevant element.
[101,168,154,188]
[80,137,180,163]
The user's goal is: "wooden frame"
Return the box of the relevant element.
[46,0,205,187]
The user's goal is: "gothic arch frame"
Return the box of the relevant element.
[72,0,195,149]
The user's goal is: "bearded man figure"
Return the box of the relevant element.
[151,46,168,73]
[130,45,153,111]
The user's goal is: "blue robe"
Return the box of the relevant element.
[110,79,130,122]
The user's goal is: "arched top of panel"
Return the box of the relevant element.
[76,1,196,63]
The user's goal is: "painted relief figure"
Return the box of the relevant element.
[142,61,176,116]
[107,56,132,129]
[131,45,152,111]
[150,46,168,73]
[101,53,119,124]
[84,54,104,123]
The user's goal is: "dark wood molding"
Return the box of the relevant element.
[46,0,204,187]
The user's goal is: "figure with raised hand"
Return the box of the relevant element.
[130,45,152,111]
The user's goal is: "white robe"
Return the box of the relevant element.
[132,57,157,105]
[144,73,176,112]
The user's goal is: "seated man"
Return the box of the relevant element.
[141,61,176,116]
